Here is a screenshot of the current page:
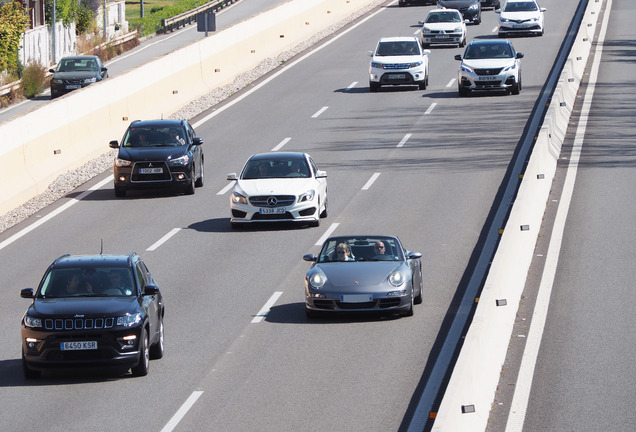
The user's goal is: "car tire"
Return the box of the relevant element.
[320,196,328,218]
[458,85,470,97]
[195,160,204,188]
[511,75,521,95]
[459,36,466,48]
[22,353,40,379]
[414,273,423,305]
[131,328,149,377]
[403,295,414,317]
[306,307,321,319]
[419,78,427,90]
[369,81,380,92]
[398,0,406,6]
[149,317,164,360]
[184,169,196,195]
[114,186,126,197]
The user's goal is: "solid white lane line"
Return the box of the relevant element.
[160,391,204,432]
[425,102,437,115]
[147,228,181,251]
[345,82,358,91]
[446,78,456,88]
[397,133,412,148]
[0,176,112,252]
[362,173,381,190]
[492,26,498,33]
[315,223,339,246]
[217,182,234,195]
[505,1,612,430]
[311,106,329,118]
[251,291,283,323]
[271,137,292,151]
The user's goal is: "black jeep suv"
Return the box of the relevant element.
[109,119,204,197]
[20,253,165,378]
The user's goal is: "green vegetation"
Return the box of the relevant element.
[21,62,47,98]
[126,0,214,36]
[0,0,30,75]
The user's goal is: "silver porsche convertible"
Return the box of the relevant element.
[303,235,423,318]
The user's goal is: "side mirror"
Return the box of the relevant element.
[21,288,34,298]
[368,50,374,57]
[454,54,462,61]
[315,170,327,179]
[540,7,546,12]
[101,67,108,72]
[495,9,501,13]
[423,49,431,56]
[143,284,160,295]
[193,137,203,146]
[48,68,55,73]
[516,52,524,59]
[227,173,238,181]
[407,252,422,260]
[303,254,318,262]
[418,20,424,25]
[109,140,120,149]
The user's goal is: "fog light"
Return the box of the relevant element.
[118,176,126,182]
[119,335,137,349]
[177,173,185,180]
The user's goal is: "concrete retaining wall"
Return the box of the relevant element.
[431,0,605,430]
[0,0,379,216]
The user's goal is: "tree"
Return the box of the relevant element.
[0,0,30,74]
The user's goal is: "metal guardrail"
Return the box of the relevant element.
[161,0,238,33]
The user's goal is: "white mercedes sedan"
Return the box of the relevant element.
[227,152,328,228]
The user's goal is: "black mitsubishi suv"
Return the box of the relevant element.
[109,119,204,197]
[20,253,165,378]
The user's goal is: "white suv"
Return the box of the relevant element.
[368,37,430,92]
[497,0,546,37]
[455,39,523,96]
[419,9,467,48]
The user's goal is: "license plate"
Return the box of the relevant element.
[388,74,406,80]
[61,341,97,351]
[65,85,81,89]
[480,76,499,81]
[435,35,449,39]
[140,167,163,174]
[260,207,286,214]
[341,294,373,303]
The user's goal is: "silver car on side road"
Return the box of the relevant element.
[303,236,423,318]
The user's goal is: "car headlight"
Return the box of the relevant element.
[117,313,141,327]
[231,191,247,204]
[460,64,475,73]
[169,155,190,166]
[389,271,405,287]
[409,61,423,68]
[82,77,97,84]
[51,78,63,84]
[309,272,327,289]
[453,27,463,33]
[298,189,315,203]
[115,157,131,167]
[422,26,431,33]
[371,61,385,69]
[503,63,517,72]
[24,316,42,328]
[468,3,478,10]
[500,18,510,23]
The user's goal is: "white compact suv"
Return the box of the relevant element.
[455,39,523,96]
[497,0,546,37]
[368,36,430,92]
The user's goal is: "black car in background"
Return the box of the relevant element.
[20,253,165,378]
[109,119,204,197]
[438,0,482,24]
[49,55,108,99]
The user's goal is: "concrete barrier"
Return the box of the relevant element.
[431,0,605,430]
[0,0,380,216]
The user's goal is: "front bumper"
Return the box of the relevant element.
[421,32,464,45]
[498,22,543,35]
[369,66,426,85]
[305,291,412,314]
[458,70,518,92]
[21,325,143,371]
[113,163,193,191]
[230,200,319,224]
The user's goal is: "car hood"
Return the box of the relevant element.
[53,71,100,80]
[118,146,187,162]
[462,58,516,69]
[316,262,403,288]
[235,178,318,196]
[28,297,139,317]
[500,11,541,21]
[423,22,465,31]
[372,55,424,64]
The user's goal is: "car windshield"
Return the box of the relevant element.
[317,237,404,263]
[376,41,420,56]
[503,1,538,12]
[57,58,99,72]
[426,12,461,23]
[122,126,187,147]
[464,43,513,59]
[38,267,136,298]
[241,157,310,179]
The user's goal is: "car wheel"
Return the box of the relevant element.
[403,294,414,317]
[458,85,470,97]
[184,169,195,195]
[511,76,521,95]
[419,76,427,90]
[459,36,466,48]
[398,0,406,6]
[306,307,321,319]
[22,353,40,379]
[149,317,164,360]
[114,186,126,197]
[230,221,243,229]
[131,328,149,377]
[320,196,328,218]
[369,81,380,92]
[195,159,204,188]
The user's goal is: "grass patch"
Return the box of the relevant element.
[125,0,214,36]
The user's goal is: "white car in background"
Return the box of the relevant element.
[496,0,546,37]
[368,36,430,92]
[227,152,328,228]
[419,9,467,48]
